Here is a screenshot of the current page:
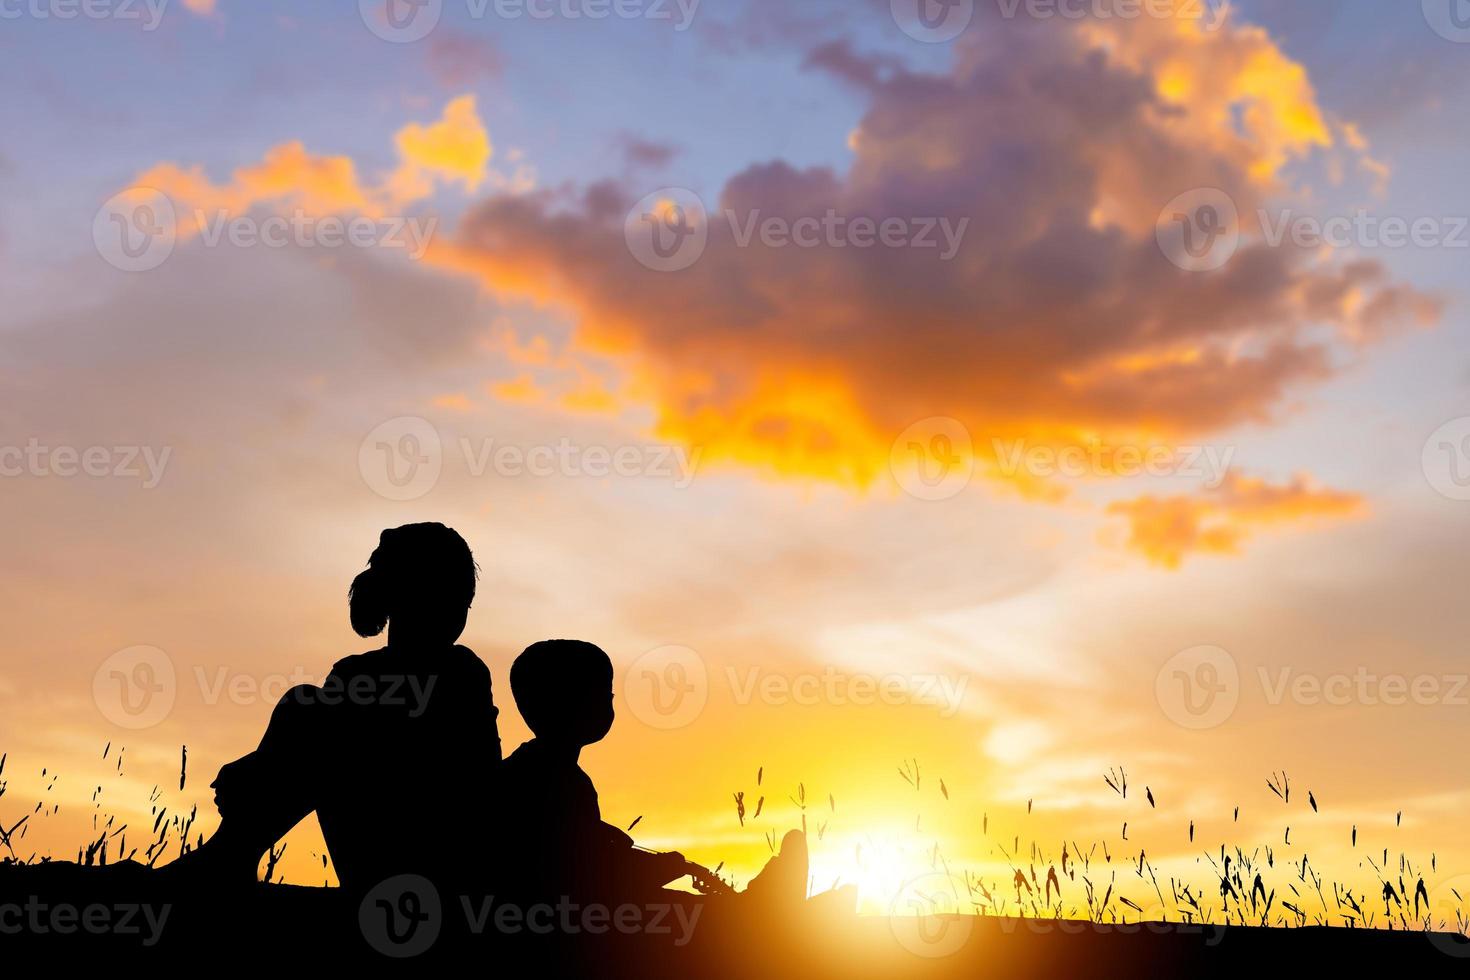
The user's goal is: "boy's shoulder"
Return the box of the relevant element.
[503,738,548,770]
[502,740,600,816]
[504,740,591,780]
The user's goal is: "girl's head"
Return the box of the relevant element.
[348,523,478,646]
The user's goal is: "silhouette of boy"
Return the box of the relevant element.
[498,639,808,906]
[497,639,688,901]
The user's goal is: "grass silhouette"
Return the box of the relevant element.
[2,747,1469,965]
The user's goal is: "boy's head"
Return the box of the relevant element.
[510,639,615,746]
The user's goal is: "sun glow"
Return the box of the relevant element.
[811,833,954,916]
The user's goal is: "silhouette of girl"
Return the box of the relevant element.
[169,523,501,889]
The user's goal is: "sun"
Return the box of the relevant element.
[815,833,962,916]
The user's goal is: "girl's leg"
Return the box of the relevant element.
[167,684,326,883]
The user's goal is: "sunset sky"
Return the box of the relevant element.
[2,0,1469,918]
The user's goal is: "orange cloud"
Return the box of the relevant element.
[435,14,1436,503]
[386,94,493,201]
[135,142,378,224]
[1077,2,1334,190]
[432,393,475,412]
[493,326,553,367]
[1106,472,1366,568]
[558,369,623,415]
[105,10,1433,567]
[489,374,545,404]
[182,0,216,15]
[125,96,496,237]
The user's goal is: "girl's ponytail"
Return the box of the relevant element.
[349,558,391,638]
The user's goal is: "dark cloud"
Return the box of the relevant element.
[442,15,1439,493]
[615,134,680,172]
[426,30,506,89]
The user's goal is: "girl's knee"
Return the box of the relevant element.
[265,683,329,735]
[280,682,324,705]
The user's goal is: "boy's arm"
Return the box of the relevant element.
[598,823,636,849]
[595,822,690,888]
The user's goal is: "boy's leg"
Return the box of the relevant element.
[744,829,808,904]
